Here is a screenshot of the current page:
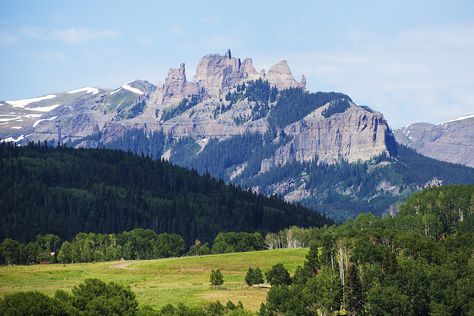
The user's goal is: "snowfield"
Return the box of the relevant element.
[440,114,474,125]
[26,104,62,112]
[6,95,57,108]
[33,116,58,128]
[1,134,24,143]
[67,87,99,95]
[121,83,144,95]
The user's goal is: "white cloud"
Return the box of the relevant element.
[258,23,474,128]
[2,25,121,45]
[50,27,120,44]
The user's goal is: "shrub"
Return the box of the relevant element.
[210,269,224,286]
[245,267,265,286]
[265,264,291,286]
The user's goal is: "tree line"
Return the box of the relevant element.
[0,230,266,265]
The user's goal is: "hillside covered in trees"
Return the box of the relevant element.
[0,143,331,243]
[260,185,474,315]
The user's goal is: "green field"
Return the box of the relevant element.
[0,248,308,312]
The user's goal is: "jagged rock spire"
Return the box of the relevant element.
[266,60,301,90]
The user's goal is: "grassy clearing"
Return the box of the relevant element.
[0,248,308,311]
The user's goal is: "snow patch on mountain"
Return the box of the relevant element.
[121,83,144,95]
[0,115,20,122]
[110,88,121,95]
[1,134,24,143]
[440,114,474,125]
[6,95,57,108]
[33,116,58,128]
[26,104,61,112]
[67,87,99,95]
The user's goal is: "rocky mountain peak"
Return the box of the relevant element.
[158,50,305,105]
[395,116,474,167]
[161,62,199,105]
[266,60,305,90]
[192,49,251,98]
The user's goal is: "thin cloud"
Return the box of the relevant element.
[0,32,18,46]
[3,25,121,45]
[50,27,121,44]
[258,23,474,128]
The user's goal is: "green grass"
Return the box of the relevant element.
[0,248,308,311]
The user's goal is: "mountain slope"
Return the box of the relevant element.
[395,115,474,168]
[0,143,331,242]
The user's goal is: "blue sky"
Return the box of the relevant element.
[1,0,473,128]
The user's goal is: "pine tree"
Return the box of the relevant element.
[344,264,363,315]
[210,269,224,286]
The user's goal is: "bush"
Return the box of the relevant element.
[187,240,211,256]
[0,291,71,316]
[210,269,224,286]
[71,278,138,315]
[265,264,291,286]
[245,267,265,286]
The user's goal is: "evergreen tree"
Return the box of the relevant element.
[345,264,363,315]
[265,264,291,286]
[245,267,264,286]
[210,269,224,286]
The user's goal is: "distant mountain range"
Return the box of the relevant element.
[395,115,474,168]
[1,50,473,220]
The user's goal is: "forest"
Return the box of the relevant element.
[259,185,474,315]
[0,142,331,243]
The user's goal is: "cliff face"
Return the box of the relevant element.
[395,115,474,167]
[261,102,394,171]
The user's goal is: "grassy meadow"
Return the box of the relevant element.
[0,248,308,312]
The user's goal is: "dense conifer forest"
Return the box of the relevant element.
[0,143,331,243]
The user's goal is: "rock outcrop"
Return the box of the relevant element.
[193,49,255,98]
[156,50,305,105]
[395,115,474,167]
[266,60,304,90]
[261,102,395,171]
[161,63,199,105]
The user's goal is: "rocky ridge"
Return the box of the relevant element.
[395,115,474,168]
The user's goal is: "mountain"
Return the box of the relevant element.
[395,114,474,168]
[1,50,474,220]
[0,143,331,243]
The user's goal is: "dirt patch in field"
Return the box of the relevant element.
[111,261,133,269]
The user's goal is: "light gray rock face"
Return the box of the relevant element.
[266,60,304,90]
[395,115,474,167]
[192,50,257,98]
[155,50,305,106]
[261,102,394,171]
[162,63,199,105]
